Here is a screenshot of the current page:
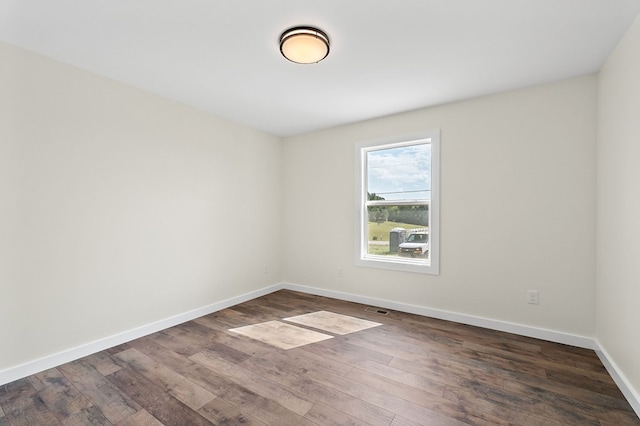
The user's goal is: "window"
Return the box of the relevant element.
[355,130,440,274]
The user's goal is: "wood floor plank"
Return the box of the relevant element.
[463,337,590,372]
[177,364,317,426]
[61,405,112,426]
[1,289,638,425]
[442,382,566,425]
[192,317,274,357]
[304,401,371,426]
[115,348,216,410]
[390,415,426,426]
[190,313,237,332]
[242,351,394,426]
[350,359,445,397]
[83,351,123,377]
[27,368,94,422]
[115,409,164,426]
[189,349,315,416]
[204,307,260,329]
[543,365,624,398]
[161,320,251,359]
[104,343,134,356]
[252,341,354,379]
[449,340,634,414]
[388,350,506,389]
[263,291,341,317]
[241,350,396,426]
[345,366,510,425]
[504,378,638,425]
[232,298,309,320]
[462,339,605,381]
[58,359,140,424]
[364,320,465,350]
[0,379,62,426]
[346,365,444,407]
[428,345,548,379]
[342,328,438,362]
[107,367,213,426]
[150,328,205,357]
[305,366,482,425]
[197,397,267,425]
[601,413,640,426]
[127,335,273,424]
[127,335,203,373]
[128,339,317,426]
[300,334,393,366]
[485,359,635,413]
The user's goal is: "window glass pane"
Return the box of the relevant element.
[366,204,429,258]
[367,144,431,201]
[355,130,439,275]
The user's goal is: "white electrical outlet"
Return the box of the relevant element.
[527,290,539,305]
[337,268,344,278]
[264,264,269,274]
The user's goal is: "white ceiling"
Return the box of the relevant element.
[1,1,639,137]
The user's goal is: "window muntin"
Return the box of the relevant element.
[355,131,440,274]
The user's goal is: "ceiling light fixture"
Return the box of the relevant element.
[279,26,330,64]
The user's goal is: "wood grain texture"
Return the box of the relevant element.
[115,409,164,426]
[57,359,140,423]
[0,290,638,425]
[115,348,215,410]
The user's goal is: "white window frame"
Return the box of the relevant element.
[354,130,440,275]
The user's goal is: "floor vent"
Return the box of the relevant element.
[364,306,389,315]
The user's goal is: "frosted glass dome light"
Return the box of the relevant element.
[280,26,330,64]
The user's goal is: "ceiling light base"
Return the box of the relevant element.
[280,26,330,64]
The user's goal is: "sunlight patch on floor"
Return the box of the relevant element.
[228,320,333,350]
[228,311,382,350]
[283,310,382,335]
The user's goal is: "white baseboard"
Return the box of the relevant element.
[282,282,597,349]
[0,283,284,386]
[595,341,640,418]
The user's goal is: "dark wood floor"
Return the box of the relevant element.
[1,290,638,425]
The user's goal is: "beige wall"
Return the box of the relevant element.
[0,41,283,371]
[597,14,640,401]
[283,76,597,337]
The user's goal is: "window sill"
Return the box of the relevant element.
[355,255,439,275]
